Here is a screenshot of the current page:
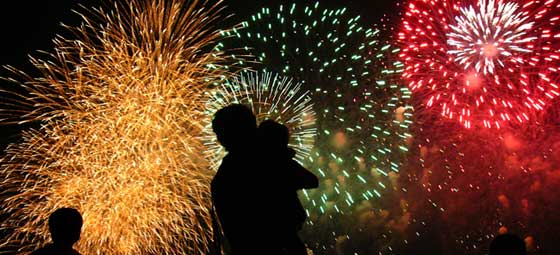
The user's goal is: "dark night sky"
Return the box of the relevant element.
[0,0,400,65]
[0,0,400,149]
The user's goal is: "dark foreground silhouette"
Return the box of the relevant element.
[490,233,526,255]
[211,104,318,255]
[258,119,319,255]
[30,208,83,255]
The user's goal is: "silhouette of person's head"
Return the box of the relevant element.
[490,233,526,255]
[258,120,289,150]
[48,208,83,247]
[212,104,257,152]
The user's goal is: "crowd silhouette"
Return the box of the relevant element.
[27,104,530,255]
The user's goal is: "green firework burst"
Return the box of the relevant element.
[217,4,413,251]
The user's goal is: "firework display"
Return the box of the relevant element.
[204,71,316,170]
[0,0,559,254]
[216,2,413,253]
[0,1,229,254]
[401,122,560,254]
[396,1,560,251]
[219,1,412,213]
[398,0,560,128]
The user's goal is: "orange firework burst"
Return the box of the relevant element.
[0,1,231,254]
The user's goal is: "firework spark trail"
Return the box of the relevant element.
[398,0,560,128]
[0,1,231,254]
[204,71,316,170]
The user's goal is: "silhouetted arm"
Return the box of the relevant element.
[289,160,319,189]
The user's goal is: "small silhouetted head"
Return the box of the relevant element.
[258,120,289,149]
[490,234,526,255]
[212,104,257,152]
[48,208,83,246]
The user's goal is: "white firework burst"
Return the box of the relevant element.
[447,0,536,74]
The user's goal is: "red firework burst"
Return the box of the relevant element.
[398,0,560,128]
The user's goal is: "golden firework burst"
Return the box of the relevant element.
[0,0,231,254]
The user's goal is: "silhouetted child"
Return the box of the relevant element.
[257,120,318,255]
[30,208,83,255]
[490,233,526,255]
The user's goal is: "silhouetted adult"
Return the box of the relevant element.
[211,104,282,254]
[30,208,83,255]
[490,233,526,255]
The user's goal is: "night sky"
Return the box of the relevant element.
[0,0,399,150]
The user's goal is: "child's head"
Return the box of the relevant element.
[258,120,290,149]
[48,208,83,247]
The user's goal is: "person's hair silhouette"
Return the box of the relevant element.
[212,104,257,152]
[490,233,526,255]
[30,207,83,255]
